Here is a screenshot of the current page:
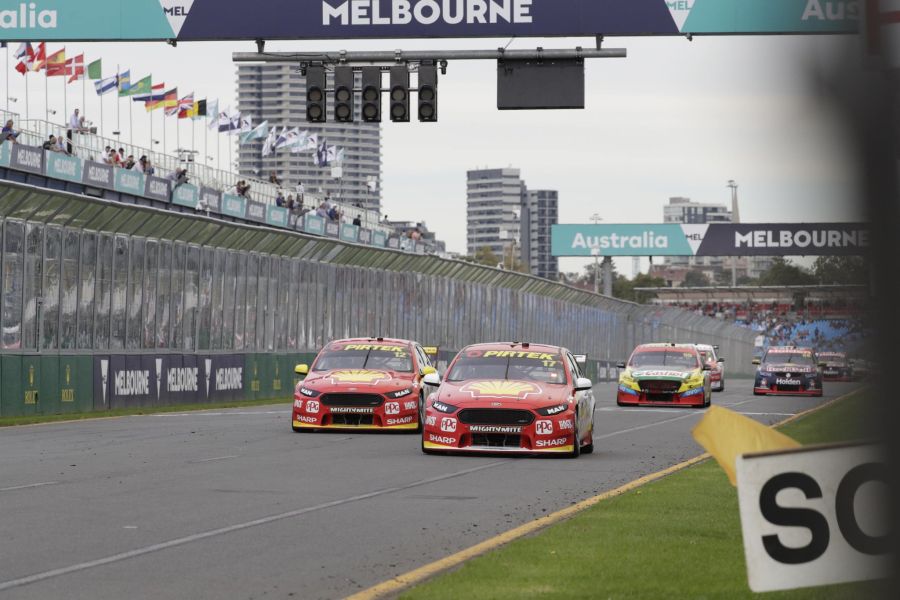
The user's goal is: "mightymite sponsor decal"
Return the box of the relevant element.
[468,425,523,434]
[459,380,542,400]
[330,407,375,414]
[326,369,391,385]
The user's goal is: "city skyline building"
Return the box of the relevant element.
[236,63,382,212]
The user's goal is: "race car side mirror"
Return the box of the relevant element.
[616,362,626,369]
[717,358,725,363]
[574,377,593,391]
[294,364,309,376]
[423,372,442,386]
[421,366,437,377]
[752,358,760,365]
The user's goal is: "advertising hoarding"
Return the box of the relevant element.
[0,1,858,42]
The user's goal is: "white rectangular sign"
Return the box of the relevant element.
[736,443,887,592]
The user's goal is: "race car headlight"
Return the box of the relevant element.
[681,387,704,397]
[536,403,569,416]
[299,387,321,398]
[804,372,818,379]
[387,388,414,399]
[430,400,459,414]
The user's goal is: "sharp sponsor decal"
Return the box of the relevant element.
[428,433,455,445]
[535,420,553,435]
[114,369,151,396]
[469,425,522,434]
[535,437,569,448]
[385,401,401,415]
[386,415,415,425]
[327,369,391,385]
[331,407,375,414]
[459,380,542,400]
[440,417,457,433]
[296,415,318,424]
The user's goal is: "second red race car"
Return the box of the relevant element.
[292,337,438,432]
[420,342,596,457]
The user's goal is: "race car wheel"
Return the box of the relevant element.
[421,435,437,455]
[416,393,425,433]
[568,413,581,459]
[581,420,595,454]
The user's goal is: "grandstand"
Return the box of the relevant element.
[0,109,441,254]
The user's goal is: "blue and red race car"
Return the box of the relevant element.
[818,351,853,382]
[420,342,596,457]
[752,346,824,396]
[292,337,439,432]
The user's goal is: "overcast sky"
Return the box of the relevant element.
[2,34,862,276]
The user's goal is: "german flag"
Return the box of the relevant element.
[146,88,177,112]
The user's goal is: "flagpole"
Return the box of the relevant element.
[82,67,86,125]
[129,97,133,147]
[163,110,167,157]
[44,67,48,122]
[63,72,67,129]
[116,64,120,140]
[5,45,8,112]
[24,70,29,121]
[149,103,153,159]
[99,85,104,139]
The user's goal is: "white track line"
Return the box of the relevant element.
[0,461,508,593]
[0,481,59,492]
[191,455,239,463]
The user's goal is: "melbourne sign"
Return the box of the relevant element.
[551,223,869,257]
[0,1,858,41]
[736,443,888,592]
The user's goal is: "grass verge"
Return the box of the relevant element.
[0,397,291,427]
[400,392,876,600]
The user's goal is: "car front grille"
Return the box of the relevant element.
[469,433,522,448]
[457,409,535,426]
[639,380,680,394]
[321,393,383,407]
[329,414,375,426]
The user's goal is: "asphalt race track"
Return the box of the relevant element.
[0,381,861,600]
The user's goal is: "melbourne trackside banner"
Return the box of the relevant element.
[551,223,869,257]
[0,1,858,41]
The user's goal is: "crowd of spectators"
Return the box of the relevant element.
[99,145,156,175]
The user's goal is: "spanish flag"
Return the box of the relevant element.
[44,49,67,77]
[691,406,800,486]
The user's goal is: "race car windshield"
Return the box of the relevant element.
[629,351,699,369]
[763,351,816,366]
[447,354,566,384]
[313,348,413,372]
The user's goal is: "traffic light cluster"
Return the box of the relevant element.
[304,64,438,123]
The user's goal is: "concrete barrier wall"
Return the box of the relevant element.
[0,180,758,416]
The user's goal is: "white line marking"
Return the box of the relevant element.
[192,455,238,463]
[0,461,508,593]
[149,411,289,417]
[0,482,59,492]
[597,407,795,417]
[592,412,702,440]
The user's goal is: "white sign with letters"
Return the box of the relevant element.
[736,443,888,592]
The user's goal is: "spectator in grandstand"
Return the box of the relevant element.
[42,135,61,152]
[54,135,69,155]
[316,202,328,219]
[122,155,136,170]
[103,148,118,166]
[327,204,339,221]
[269,171,283,186]
[275,191,286,207]
[353,214,362,227]
[169,167,189,193]
[2,119,20,144]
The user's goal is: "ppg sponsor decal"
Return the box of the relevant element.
[440,417,457,433]
[385,401,401,415]
[535,420,553,435]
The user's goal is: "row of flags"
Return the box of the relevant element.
[9,42,345,166]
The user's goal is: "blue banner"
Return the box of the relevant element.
[372,231,387,247]
[0,1,857,41]
[114,168,146,195]
[266,205,289,228]
[340,223,360,243]
[172,183,200,208]
[221,194,246,218]
[44,152,83,183]
[0,141,10,167]
[304,214,326,236]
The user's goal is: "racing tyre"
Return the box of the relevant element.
[581,420,594,454]
[421,435,436,455]
[416,393,425,434]
[568,413,581,459]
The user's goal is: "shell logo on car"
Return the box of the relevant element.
[459,380,542,399]
[326,369,391,385]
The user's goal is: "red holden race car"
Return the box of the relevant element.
[694,343,726,392]
[291,337,439,432]
[818,351,853,382]
[420,342,596,457]
[616,343,712,408]
[752,346,824,396]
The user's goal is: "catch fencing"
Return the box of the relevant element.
[0,178,757,416]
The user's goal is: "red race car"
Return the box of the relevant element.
[291,337,439,432]
[420,342,596,457]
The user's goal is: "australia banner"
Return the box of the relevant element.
[0,1,859,41]
[552,223,870,257]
